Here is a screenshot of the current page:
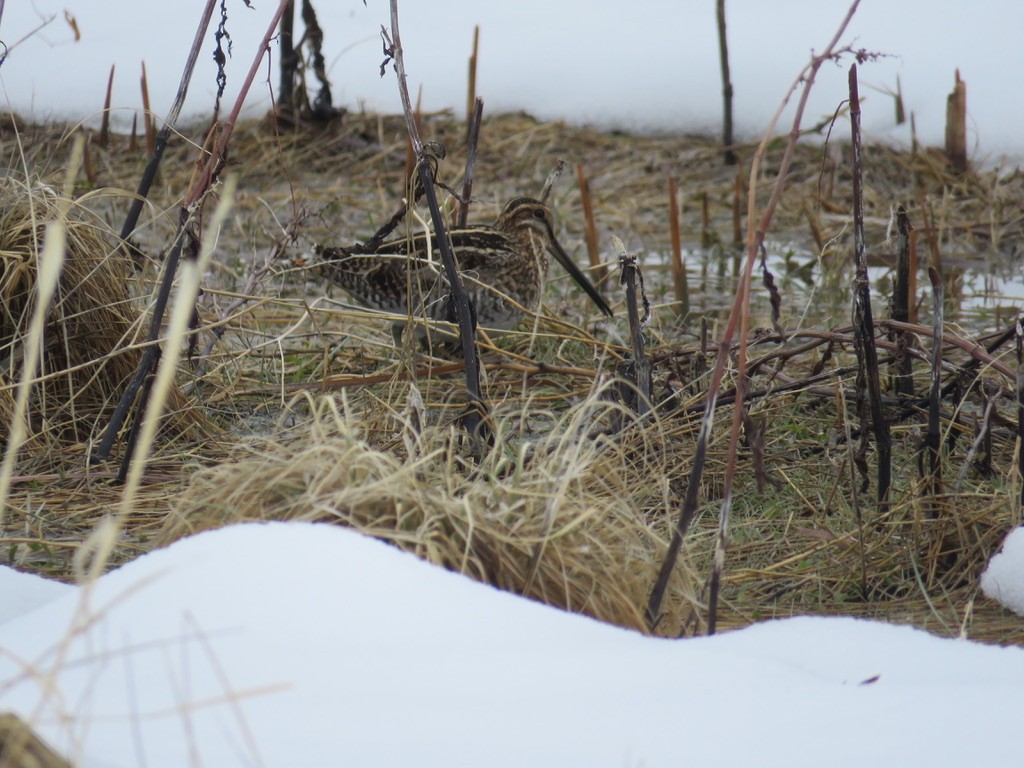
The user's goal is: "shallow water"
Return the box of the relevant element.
[639,236,1024,339]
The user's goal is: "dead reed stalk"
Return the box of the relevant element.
[98,64,114,148]
[1018,316,1024,509]
[458,97,484,227]
[384,0,488,444]
[576,164,605,291]
[716,0,737,165]
[891,204,913,396]
[945,69,968,174]
[922,267,944,498]
[97,0,292,472]
[647,0,864,629]
[140,62,155,158]
[668,175,688,318]
[849,62,891,512]
[465,24,480,146]
[614,236,651,415]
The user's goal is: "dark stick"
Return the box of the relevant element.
[700,191,711,249]
[732,165,743,245]
[923,267,944,497]
[98,64,114,148]
[668,175,688,319]
[945,69,968,174]
[117,0,218,248]
[300,0,336,120]
[716,0,737,165]
[1018,316,1024,508]
[891,204,914,396]
[849,63,891,512]
[97,0,293,467]
[458,96,484,227]
[140,61,155,157]
[384,3,488,443]
[576,164,605,293]
[646,0,863,629]
[616,239,651,415]
[278,0,296,119]
[465,24,479,147]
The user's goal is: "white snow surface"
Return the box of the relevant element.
[2,1,1023,160]
[982,527,1024,616]
[0,566,74,625]
[1,521,1023,767]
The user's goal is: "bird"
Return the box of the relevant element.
[310,197,613,343]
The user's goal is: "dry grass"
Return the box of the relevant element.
[2,109,1024,642]
[0,164,205,457]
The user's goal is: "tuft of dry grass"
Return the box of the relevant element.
[159,388,701,632]
[0,175,202,456]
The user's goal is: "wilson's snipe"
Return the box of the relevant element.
[311,197,613,341]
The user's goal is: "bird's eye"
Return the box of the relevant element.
[532,208,545,220]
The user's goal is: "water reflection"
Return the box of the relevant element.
[641,238,1023,336]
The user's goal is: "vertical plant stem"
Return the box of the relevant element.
[894,73,906,125]
[1017,316,1024,510]
[98,0,293,467]
[909,219,919,323]
[403,86,423,194]
[118,0,218,246]
[458,97,484,227]
[99,64,115,148]
[732,165,744,245]
[278,0,296,119]
[385,1,488,442]
[944,69,968,174]
[129,114,138,153]
[614,236,650,416]
[700,191,711,249]
[140,61,155,157]
[716,0,737,165]
[803,198,826,253]
[668,175,688,319]
[647,0,863,630]
[119,177,236,519]
[891,204,914,396]
[81,132,97,185]
[576,164,605,292]
[925,267,944,499]
[849,62,891,512]
[465,24,479,146]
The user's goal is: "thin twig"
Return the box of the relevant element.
[383,1,489,443]
[458,97,484,227]
[647,0,863,630]
[96,0,294,469]
[614,236,650,416]
[117,0,218,247]
[922,267,944,498]
[716,0,737,165]
[849,62,891,512]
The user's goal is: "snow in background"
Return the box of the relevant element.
[2,1,1023,161]
[2,522,1024,767]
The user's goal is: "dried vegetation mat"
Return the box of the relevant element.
[2,111,1024,642]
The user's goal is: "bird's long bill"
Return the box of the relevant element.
[546,225,614,317]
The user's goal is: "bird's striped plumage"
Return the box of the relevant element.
[311,198,612,337]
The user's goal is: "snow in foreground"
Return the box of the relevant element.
[2,522,1024,767]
